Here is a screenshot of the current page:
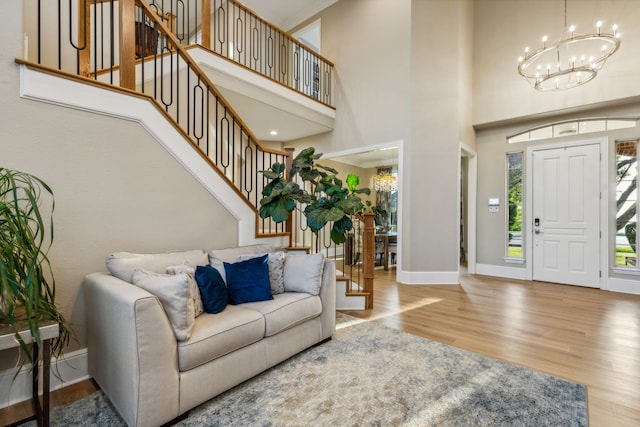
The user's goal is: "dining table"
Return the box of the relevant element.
[375,232,397,271]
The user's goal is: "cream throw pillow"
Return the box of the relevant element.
[166,263,204,317]
[132,270,195,341]
[106,250,208,282]
[283,253,325,296]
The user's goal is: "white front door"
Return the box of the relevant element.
[532,144,600,287]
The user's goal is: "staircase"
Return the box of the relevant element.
[18,0,373,310]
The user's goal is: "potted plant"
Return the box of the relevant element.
[0,167,71,372]
[259,147,370,245]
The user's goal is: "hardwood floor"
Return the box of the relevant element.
[343,267,640,427]
[0,380,99,426]
[1,267,639,426]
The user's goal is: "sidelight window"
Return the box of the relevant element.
[615,139,639,268]
[506,152,523,260]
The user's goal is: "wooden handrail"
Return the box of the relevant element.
[203,0,334,106]
[189,44,336,110]
[22,0,347,251]
[15,59,269,215]
[134,0,285,157]
[225,0,335,68]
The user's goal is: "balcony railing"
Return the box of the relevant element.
[205,0,334,106]
[24,0,333,106]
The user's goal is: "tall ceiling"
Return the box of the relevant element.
[232,0,399,169]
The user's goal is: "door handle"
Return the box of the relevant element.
[534,218,541,234]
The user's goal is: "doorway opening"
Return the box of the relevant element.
[323,142,402,276]
[525,139,606,287]
[460,144,477,274]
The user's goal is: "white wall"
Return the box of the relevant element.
[473,0,640,126]
[288,0,474,283]
[473,0,640,294]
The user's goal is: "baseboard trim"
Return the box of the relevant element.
[607,277,640,295]
[0,348,89,409]
[475,263,526,280]
[396,270,459,285]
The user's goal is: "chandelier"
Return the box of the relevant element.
[517,0,620,91]
[370,172,397,192]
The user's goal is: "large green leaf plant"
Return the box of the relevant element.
[259,147,370,245]
[0,168,71,371]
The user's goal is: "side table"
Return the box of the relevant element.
[0,320,59,427]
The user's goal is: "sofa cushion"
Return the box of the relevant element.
[132,270,195,341]
[208,244,275,283]
[177,305,265,371]
[194,265,228,314]
[284,253,325,296]
[224,254,273,304]
[106,250,208,283]
[241,292,322,337]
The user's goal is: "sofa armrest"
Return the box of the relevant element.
[319,259,336,339]
[84,272,180,427]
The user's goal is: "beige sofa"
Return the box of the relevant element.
[84,245,336,427]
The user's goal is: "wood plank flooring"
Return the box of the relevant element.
[343,267,640,427]
[1,267,639,426]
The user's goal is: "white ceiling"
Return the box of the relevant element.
[239,0,338,31]
[326,147,399,170]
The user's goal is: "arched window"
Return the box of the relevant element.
[507,118,637,144]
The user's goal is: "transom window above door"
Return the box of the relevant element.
[507,118,638,144]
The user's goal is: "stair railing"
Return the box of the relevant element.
[205,0,334,107]
[285,166,375,308]
[21,0,288,236]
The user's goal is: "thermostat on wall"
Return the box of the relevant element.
[488,197,499,212]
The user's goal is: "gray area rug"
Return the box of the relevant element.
[39,314,588,426]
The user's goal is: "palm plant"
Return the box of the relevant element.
[0,167,71,371]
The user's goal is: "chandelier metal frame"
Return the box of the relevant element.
[517,0,620,92]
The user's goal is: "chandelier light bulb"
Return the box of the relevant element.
[370,172,398,193]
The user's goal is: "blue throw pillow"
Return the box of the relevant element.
[224,254,273,304]
[194,265,228,314]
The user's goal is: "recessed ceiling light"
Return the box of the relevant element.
[270,130,278,136]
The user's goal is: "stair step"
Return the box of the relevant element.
[345,291,370,297]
